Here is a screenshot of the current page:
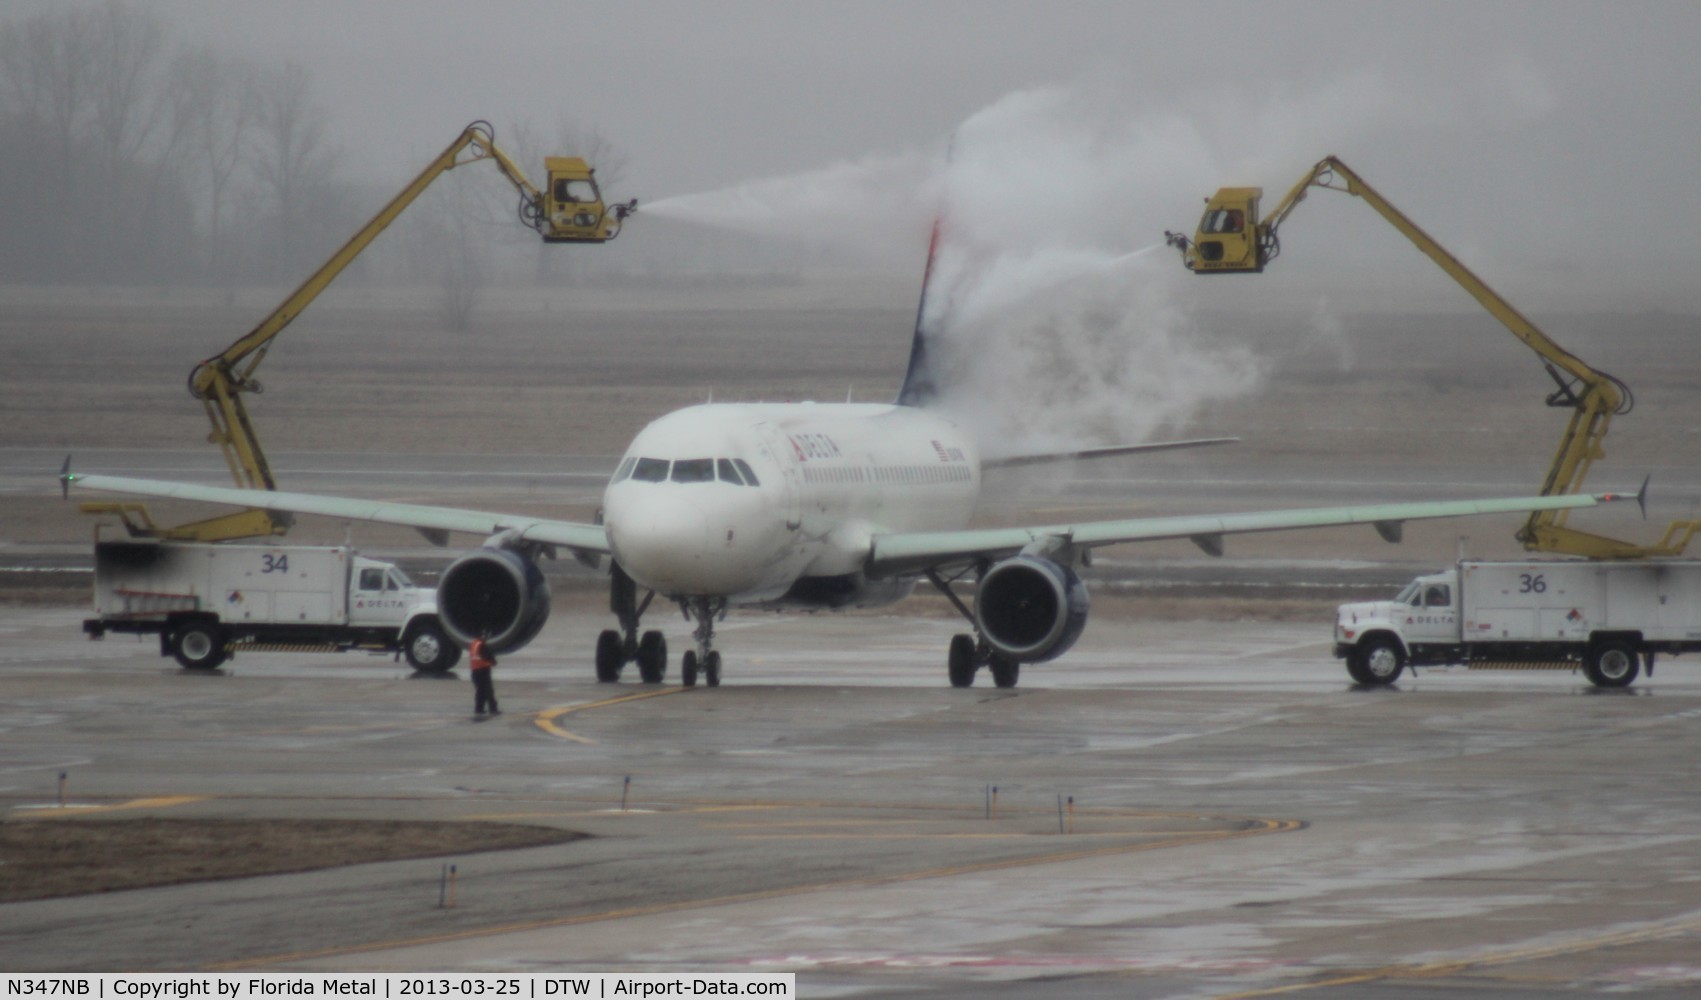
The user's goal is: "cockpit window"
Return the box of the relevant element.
[631,457,670,483]
[671,458,716,483]
[623,456,759,486]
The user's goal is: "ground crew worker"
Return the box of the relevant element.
[469,637,498,716]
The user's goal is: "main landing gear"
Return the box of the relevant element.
[928,569,1020,689]
[596,565,669,684]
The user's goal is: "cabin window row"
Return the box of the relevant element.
[800,464,971,485]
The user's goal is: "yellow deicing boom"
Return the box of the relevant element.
[1166,155,1694,558]
[160,121,634,542]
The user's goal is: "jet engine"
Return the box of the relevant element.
[974,555,1090,662]
[436,547,551,654]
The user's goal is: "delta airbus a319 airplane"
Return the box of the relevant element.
[66,290,1623,689]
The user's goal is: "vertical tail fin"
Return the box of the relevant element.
[897,136,960,408]
[895,214,945,407]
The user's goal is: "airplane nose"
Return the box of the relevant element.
[606,492,731,594]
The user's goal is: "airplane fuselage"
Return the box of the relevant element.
[602,403,980,606]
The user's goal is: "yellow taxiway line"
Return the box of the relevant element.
[12,795,205,817]
[531,687,690,744]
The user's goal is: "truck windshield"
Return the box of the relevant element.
[554,178,598,203]
[1394,582,1419,604]
[1201,208,1244,234]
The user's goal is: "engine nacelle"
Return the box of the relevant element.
[437,547,551,654]
[974,555,1090,663]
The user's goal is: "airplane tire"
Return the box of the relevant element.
[638,630,668,684]
[595,629,624,683]
[989,655,1019,689]
[948,634,977,688]
[682,650,699,687]
[173,620,227,671]
[704,650,721,688]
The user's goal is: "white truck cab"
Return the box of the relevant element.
[1335,570,1460,684]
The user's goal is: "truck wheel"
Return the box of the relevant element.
[637,630,668,684]
[1350,637,1404,685]
[1585,641,1640,688]
[403,623,456,674]
[173,621,227,671]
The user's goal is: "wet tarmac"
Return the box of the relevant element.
[4,604,1701,997]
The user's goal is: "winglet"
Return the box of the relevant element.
[1596,477,1651,519]
[59,454,73,499]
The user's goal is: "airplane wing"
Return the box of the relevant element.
[68,472,1631,585]
[64,473,610,556]
[866,491,1626,578]
[981,437,1238,470]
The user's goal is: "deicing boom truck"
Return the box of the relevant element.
[1335,559,1701,688]
[83,541,458,673]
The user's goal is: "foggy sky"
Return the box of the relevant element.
[9,0,1701,312]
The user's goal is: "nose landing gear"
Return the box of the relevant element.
[679,596,726,687]
[596,566,729,687]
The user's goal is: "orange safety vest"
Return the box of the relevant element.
[469,639,495,672]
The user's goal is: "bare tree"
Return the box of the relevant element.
[0,2,197,282]
[437,176,486,332]
[0,6,95,272]
[250,60,342,276]
[169,47,258,277]
[0,7,92,181]
[86,2,171,189]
